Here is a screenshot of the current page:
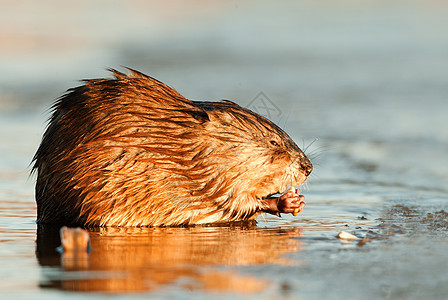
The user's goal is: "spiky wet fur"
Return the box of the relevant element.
[32,69,312,227]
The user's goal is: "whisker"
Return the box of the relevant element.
[307,144,331,162]
[304,181,310,192]
[303,137,319,154]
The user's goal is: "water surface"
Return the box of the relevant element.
[1,1,448,299]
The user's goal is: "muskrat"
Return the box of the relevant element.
[32,69,312,227]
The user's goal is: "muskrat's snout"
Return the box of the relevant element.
[303,160,313,177]
[287,152,312,188]
[297,153,313,177]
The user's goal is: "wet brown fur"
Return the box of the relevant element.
[32,69,312,227]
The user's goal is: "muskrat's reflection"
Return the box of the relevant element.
[37,222,302,293]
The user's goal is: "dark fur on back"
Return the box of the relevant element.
[32,69,312,227]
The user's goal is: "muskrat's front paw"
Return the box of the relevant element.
[264,188,306,216]
[277,189,306,215]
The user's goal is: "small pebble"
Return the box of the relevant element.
[337,231,359,240]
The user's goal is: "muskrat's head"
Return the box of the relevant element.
[196,100,313,204]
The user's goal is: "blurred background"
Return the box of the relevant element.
[1,0,448,299]
[1,0,447,188]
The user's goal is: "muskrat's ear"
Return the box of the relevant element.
[184,109,210,122]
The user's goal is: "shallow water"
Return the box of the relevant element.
[1,1,448,299]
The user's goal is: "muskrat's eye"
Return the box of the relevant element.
[270,140,280,147]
